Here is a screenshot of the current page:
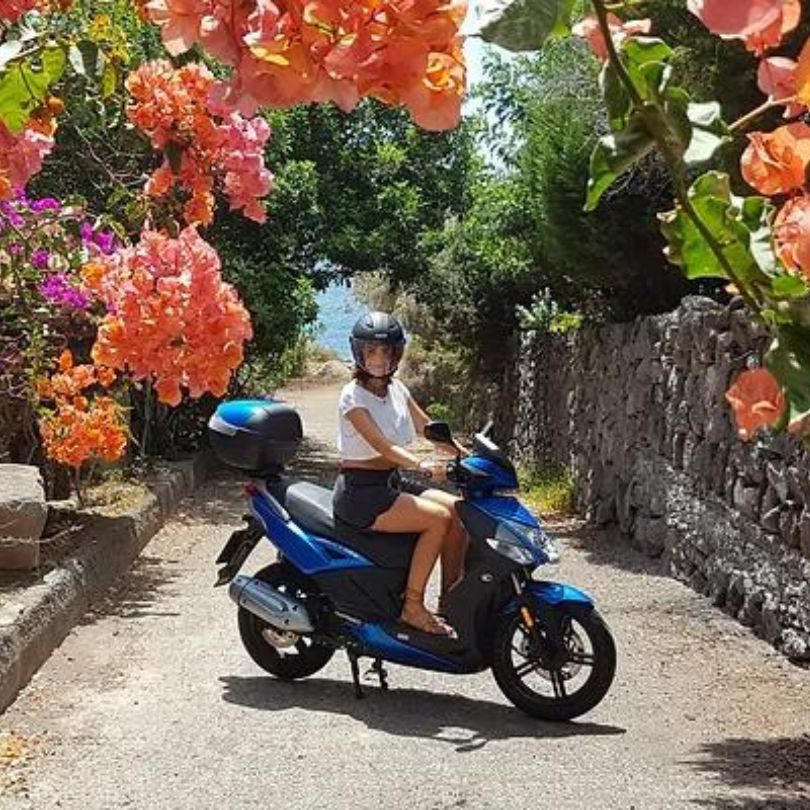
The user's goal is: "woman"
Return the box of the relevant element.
[332,311,468,636]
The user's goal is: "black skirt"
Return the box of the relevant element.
[332,468,428,530]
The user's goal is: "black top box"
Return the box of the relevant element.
[208,399,303,474]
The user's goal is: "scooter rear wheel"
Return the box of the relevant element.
[491,604,616,721]
[238,562,334,680]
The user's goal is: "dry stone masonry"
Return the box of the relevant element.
[511,296,810,660]
[0,464,47,570]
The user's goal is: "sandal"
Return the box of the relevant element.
[400,588,454,636]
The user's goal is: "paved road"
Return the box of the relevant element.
[1,381,809,809]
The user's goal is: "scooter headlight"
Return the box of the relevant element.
[522,524,561,563]
[488,519,560,565]
[486,535,535,565]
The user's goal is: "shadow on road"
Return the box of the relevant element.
[219,674,625,751]
[559,523,672,580]
[687,734,810,809]
[78,554,183,625]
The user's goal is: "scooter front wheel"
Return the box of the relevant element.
[238,562,334,680]
[491,605,616,722]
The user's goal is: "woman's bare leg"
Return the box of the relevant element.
[418,489,468,599]
[371,493,453,634]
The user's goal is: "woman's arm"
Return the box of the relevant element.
[407,394,431,435]
[346,408,422,469]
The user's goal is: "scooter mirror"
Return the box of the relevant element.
[424,421,454,445]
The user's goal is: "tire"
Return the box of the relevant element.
[491,604,616,722]
[237,562,334,680]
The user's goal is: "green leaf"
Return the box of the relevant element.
[475,0,561,52]
[738,195,778,276]
[622,38,675,102]
[0,66,44,131]
[772,274,810,299]
[683,101,731,166]
[659,172,774,284]
[600,63,632,131]
[765,327,810,429]
[100,60,117,98]
[41,43,66,84]
[585,114,655,211]
[550,0,577,37]
[0,44,66,131]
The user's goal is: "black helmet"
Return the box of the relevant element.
[350,311,406,378]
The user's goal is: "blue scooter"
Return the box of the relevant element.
[209,399,616,721]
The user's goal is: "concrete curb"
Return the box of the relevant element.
[0,452,214,714]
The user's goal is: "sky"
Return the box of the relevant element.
[463,2,492,94]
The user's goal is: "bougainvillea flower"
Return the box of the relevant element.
[725,368,786,441]
[0,0,40,23]
[688,0,800,55]
[90,226,253,406]
[31,248,50,269]
[572,14,652,62]
[740,122,810,195]
[143,0,208,55]
[146,0,467,131]
[744,0,801,55]
[0,120,55,201]
[774,195,810,277]
[126,60,272,225]
[39,395,128,469]
[38,273,91,310]
[758,57,804,118]
[398,50,465,131]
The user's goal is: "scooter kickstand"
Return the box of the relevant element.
[347,649,364,699]
[367,658,389,691]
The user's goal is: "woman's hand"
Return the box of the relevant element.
[418,459,448,482]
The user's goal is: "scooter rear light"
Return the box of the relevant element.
[244,481,259,496]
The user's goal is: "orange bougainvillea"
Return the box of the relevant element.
[758,57,805,118]
[725,368,786,441]
[688,0,800,55]
[774,195,810,276]
[126,60,272,225]
[144,0,467,131]
[90,226,253,407]
[740,122,810,195]
[37,350,127,470]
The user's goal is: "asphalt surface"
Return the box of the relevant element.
[1,380,809,810]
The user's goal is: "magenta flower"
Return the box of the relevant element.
[30,197,60,213]
[38,273,90,310]
[31,248,50,269]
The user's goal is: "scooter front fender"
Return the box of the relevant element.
[502,580,594,616]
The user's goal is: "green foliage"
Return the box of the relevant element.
[267,102,477,285]
[517,289,583,333]
[519,463,575,515]
[476,0,577,52]
[425,402,452,422]
[659,173,775,284]
[0,42,66,131]
[415,174,537,365]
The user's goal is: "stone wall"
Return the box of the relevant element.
[511,296,810,659]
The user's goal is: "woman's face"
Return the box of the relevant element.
[359,342,401,377]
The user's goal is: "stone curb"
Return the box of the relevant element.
[0,451,214,715]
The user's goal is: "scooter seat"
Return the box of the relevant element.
[275,480,336,539]
[272,479,417,569]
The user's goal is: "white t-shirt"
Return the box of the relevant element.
[337,378,416,461]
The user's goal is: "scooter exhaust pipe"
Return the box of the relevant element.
[228,574,314,633]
